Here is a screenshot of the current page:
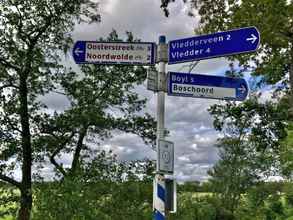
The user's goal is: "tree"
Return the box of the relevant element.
[34,30,156,179]
[0,1,100,219]
[160,0,197,17]
[208,139,261,214]
[198,1,292,86]
[178,181,201,192]
[208,97,287,213]
[163,0,293,117]
[280,122,293,179]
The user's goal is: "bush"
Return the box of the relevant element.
[32,177,153,220]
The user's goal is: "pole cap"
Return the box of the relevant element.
[159,35,166,44]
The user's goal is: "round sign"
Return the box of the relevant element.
[162,150,170,163]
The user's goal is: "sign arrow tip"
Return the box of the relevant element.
[74,47,83,56]
[246,34,258,44]
[238,84,247,94]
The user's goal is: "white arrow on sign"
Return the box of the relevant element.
[238,84,247,94]
[74,48,83,56]
[246,34,258,44]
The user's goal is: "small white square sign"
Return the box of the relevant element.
[158,139,174,174]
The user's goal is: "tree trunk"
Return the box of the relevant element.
[18,189,32,220]
[288,48,293,120]
[69,127,87,176]
[18,73,32,220]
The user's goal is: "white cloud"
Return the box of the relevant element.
[178,155,191,163]
[190,143,197,150]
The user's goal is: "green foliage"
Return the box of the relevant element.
[0,185,18,219]
[283,182,293,211]
[209,98,287,150]
[233,181,293,220]
[169,193,239,220]
[99,181,153,220]
[33,181,152,220]
[169,194,217,220]
[178,181,201,192]
[280,122,293,179]
[208,97,287,213]
[160,0,177,17]
[0,180,292,220]
[32,150,155,220]
[33,178,153,220]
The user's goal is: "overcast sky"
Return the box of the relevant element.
[41,0,246,182]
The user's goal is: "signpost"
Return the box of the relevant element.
[168,26,260,64]
[73,41,156,65]
[168,72,248,101]
[72,27,260,220]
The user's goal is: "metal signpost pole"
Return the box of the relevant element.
[154,36,167,220]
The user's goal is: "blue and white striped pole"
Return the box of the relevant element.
[154,174,166,220]
[153,35,167,220]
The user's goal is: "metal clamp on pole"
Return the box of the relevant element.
[147,69,159,92]
[158,71,167,92]
[157,42,168,63]
[147,70,167,92]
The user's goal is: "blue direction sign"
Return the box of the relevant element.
[168,27,260,64]
[73,41,156,65]
[168,72,248,101]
